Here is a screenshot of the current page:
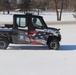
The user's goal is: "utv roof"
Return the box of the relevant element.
[13,13,43,18]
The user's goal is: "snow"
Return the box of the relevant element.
[0,12,75,23]
[0,12,76,75]
[0,50,76,75]
[0,15,13,22]
[40,12,75,21]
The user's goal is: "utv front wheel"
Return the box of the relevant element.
[0,39,9,49]
[48,39,60,50]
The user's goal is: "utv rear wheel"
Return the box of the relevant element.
[0,39,9,49]
[48,39,60,50]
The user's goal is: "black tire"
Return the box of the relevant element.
[0,38,9,49]
[48,39,60,50]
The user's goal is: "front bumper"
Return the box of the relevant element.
[58,34,61,41]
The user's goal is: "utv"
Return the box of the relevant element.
[0,13,61,50]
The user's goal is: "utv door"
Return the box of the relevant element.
[28,16,48,45]
[12,16,31,44]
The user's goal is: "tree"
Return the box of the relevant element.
[31,0,49,15]
[19,0,31,13]
[0,0,3,10]
[1,0,11,14]
[10,0,17,10]
[54,0,64,21]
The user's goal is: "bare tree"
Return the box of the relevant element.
[18,0,31,13]
[31,0,48,15]
[54,0,64,21]
[10,0,17,10]
[0,0,11,14]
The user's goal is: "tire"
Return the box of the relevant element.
[0,38,9,49]
[48,39,60,50]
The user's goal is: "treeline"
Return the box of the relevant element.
[0,0,76,14]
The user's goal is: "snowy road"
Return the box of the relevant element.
[0,50,76,75]
[0,13,76,75]
[0,25,75,75]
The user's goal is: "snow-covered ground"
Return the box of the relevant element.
[0,11,75,23]
[0,12,76,75]
[41,12,75,21]
[0,50,76,75]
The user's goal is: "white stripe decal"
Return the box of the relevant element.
[36,29,44,32]
[18,27,28,30]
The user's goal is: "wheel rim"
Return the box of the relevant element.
[0,41,6,49]
[50,41,57,49]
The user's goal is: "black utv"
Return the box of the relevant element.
[0,13,61,50]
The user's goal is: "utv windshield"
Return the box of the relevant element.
[32,17,47,28]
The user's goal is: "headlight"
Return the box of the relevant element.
[55,31,60,34]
